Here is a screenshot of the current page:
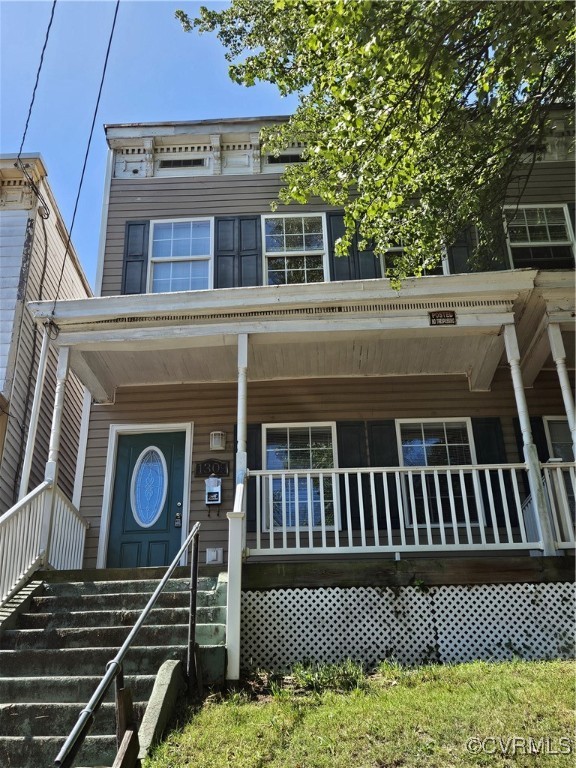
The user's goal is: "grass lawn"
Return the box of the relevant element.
[143,660,575,768]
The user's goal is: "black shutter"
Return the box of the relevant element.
[512,417,550,462]
[327,213,381,281]
[447,228,475,274]
[336,422,368,531]
[472,417,513,527]
[215,216,261,289]
[367,421,400,528]
[327,214,354,281]
[245,424,262,533]
[121,221,149,295]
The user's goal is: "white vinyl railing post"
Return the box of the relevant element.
[19,328,50,499]
[504,324,557,556]
[41,346,70,564]
[227,333,248,682]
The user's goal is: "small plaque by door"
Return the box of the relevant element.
[195,459,229,477]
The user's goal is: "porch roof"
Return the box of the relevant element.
[27,270,572,403]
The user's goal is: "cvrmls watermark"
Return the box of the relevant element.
[466,737,574,755]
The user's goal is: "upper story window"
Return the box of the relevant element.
[544,417,574,462]
[397,419,475,467]
[149,219,213,293]
[504,205,575,270]
[263,214,328,285]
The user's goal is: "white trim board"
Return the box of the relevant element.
[96,421,193,568]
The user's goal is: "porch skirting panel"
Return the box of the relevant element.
[240,582,575,671]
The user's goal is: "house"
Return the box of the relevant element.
[0,154,91,515]
[4,116,575,687]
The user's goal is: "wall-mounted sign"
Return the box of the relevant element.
[195,459,229,478]
[429,310,456,326]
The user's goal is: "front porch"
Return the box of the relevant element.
[3,268,572,680]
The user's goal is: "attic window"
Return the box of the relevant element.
[267,154,304,164]
[159,158,205,169]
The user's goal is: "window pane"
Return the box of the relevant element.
[285,217,303,235]
[285,234,304,251]
[448,445,472,465]
[266,235,284,252]
[305,233,324,250]
[152,239,172,259]
[445,423,469,444]
[304,216,323,234]
[426,444,448,465]
[548,420,574,461]
[151,220,211,291]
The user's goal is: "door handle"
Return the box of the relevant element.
[174,512,182,528]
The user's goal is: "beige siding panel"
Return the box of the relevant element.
[79,368,569,567]
[101,173,339,296]
[0,188,91,512]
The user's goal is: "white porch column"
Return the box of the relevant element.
[18,327,50,499]
[504,325,557,556]
[227,333,248,681]
[547,323,576,457]
[40,346,70,564]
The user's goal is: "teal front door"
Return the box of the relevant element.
[107,431,186,568]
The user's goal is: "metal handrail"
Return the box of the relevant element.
[54,521,201,768]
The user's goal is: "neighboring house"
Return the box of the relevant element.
[0,155,92,513]
[19,115,576,678]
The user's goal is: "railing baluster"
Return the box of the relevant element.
[433,470,446,546]
[459,470,473,545]
[256,475,261,551]
[510,469,527,543]
[395,471,406,547]
[484,469,500,544]
[307,474,313,549]
[473,469,487,545]
[332,472,340,549]
[498,468,514,544]
[554,466,574,544]
[420,470,433,545]
[319,472,327,550]
[344,473,353,547]
[382,472,392,547]
[407,472,419,546]
[357,472,367,549]
[268,475,274,550]
[281,474,287,550]
[369,472,380,547]
[446,470,460,545]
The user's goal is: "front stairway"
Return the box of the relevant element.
[0,568,227,768]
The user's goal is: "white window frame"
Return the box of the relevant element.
[503,203,575,269]
[379,246,450,278]
[543,416,574,462]
[261,421,340,532]
[147,217,214,294]
[261,213,330,286]
[395,417,482,528]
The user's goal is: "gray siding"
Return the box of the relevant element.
[101,162,575,297]
[79,368,569,568]
[0,182,91,513]
[101,174,339,297]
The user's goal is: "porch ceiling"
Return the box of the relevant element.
[27,269,557,403]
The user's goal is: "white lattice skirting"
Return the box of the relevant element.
[241,582,575,671]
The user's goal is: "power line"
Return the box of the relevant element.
[16,0,58,218]
[52,0,121,314]
[17,0,58,159]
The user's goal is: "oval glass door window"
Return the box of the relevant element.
[130,446,168,528]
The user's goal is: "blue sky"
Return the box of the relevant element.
[0,0,297,290]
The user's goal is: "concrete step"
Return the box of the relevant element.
[2,622,226,650]
[42,576,217,596]
[17,604,226,629]
[0,701,146,737]
[30,587,226,613]
[0,734,116,768]
[0,675,156,704]
[0,644,226,684]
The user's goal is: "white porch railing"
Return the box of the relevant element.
[247,463,571,556]
[0,482,89,605]
[542,462,576,549]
